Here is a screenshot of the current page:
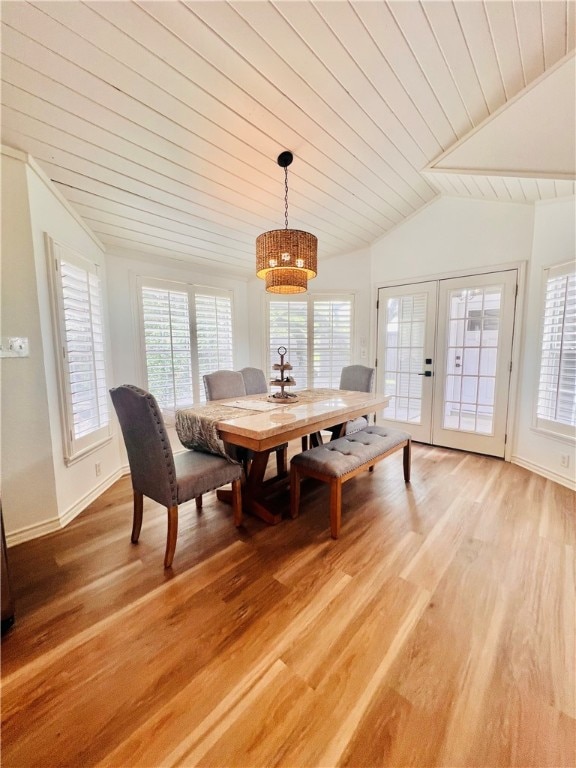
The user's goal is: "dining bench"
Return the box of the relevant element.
[290,425,411,538]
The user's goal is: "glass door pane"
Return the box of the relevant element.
[432,270,517,457]
[376,281,437,443]
[383,293,427,422]
[442,285,502,435]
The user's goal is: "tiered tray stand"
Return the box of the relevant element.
[268,346,299,402]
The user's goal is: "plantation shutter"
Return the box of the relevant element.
[141,287,193,411]
[536,263,576,435]
[195,293,234,401]
[269,300,308,389]
[48,236,111,462]
[140,280,234,410]
[60,259,108,440]
[313,299,352,387]
[268,295,353,389]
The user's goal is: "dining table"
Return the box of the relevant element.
[175,388,391,525]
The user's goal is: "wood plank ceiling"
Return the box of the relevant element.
[1,1,575,275]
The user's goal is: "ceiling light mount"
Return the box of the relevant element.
[277,150,293,168]
[256,151,317,294]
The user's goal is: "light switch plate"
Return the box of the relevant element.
[0,337,30,358]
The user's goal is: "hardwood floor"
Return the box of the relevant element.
[1,443,574,767]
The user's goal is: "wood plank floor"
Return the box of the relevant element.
[1,442,575,767]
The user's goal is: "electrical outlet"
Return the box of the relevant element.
[95,462,102,477]
[560,454,570,469]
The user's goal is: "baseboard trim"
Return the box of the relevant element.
[6,516,62,548]
[6,468,126,547]
[58,468,126,529]
[511,456,575,491]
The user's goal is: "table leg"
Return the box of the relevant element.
[310,431,324,447]
[216,449,285,525]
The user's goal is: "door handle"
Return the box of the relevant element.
[418,371,432,377]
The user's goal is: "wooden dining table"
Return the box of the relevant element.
[176,388,390,525]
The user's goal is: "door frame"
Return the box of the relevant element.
[374,261,527,462]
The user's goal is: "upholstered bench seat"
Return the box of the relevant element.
[290,426,411,538]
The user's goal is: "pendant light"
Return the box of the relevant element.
[256,151,317,294]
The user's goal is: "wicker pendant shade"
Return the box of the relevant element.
[256,229,317,279]
[265,267,307,294]
[256,151,317,293]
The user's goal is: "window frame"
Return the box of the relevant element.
[266,292,356,389]
[46,235,111,464]
[136,276,235,411]
[534,261,576,440]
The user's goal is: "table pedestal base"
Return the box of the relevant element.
[217,449,288,525]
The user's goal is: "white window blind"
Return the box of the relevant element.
[536,263,576,436]
[269,300,308,388]
[313,299,353,387]
[48,238,110,462]
[139,280,234,410]
[268,295,353,388]
[195,293,234,393]
[141,287,193,411]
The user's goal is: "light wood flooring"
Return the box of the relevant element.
[1,442,575,767]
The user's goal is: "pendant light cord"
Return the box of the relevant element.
[284,166,289,230]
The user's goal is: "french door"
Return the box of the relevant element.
[376,270,517,457]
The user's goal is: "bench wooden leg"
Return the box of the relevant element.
[329,479,342,539]
[403,440,411,483]
[290,464,300,519]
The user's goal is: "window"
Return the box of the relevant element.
[466,308,499,332]
[536,262,576,437]
[141,285,192,411]
[47,237,110,462]
[269,299,308,388]
[268,295,354,388]
[139,278,234,410]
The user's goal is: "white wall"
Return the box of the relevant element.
[1,151,59,539]
[512,196,576,486]
[1,148,122,542]
[371,196,534,283]
[25,157,123,531]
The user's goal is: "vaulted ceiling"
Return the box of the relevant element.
[1,1,575,275]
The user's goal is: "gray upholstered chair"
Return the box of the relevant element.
[203,370,246,401]
[340,364,375,394]
[203,369,288,477]
[109,385,243,569]
[239,366,268,396]
[330,364,376,438]
[203,370,249,470]
[302,364,376,449]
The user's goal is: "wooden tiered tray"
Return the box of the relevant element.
[268,346,299,402]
